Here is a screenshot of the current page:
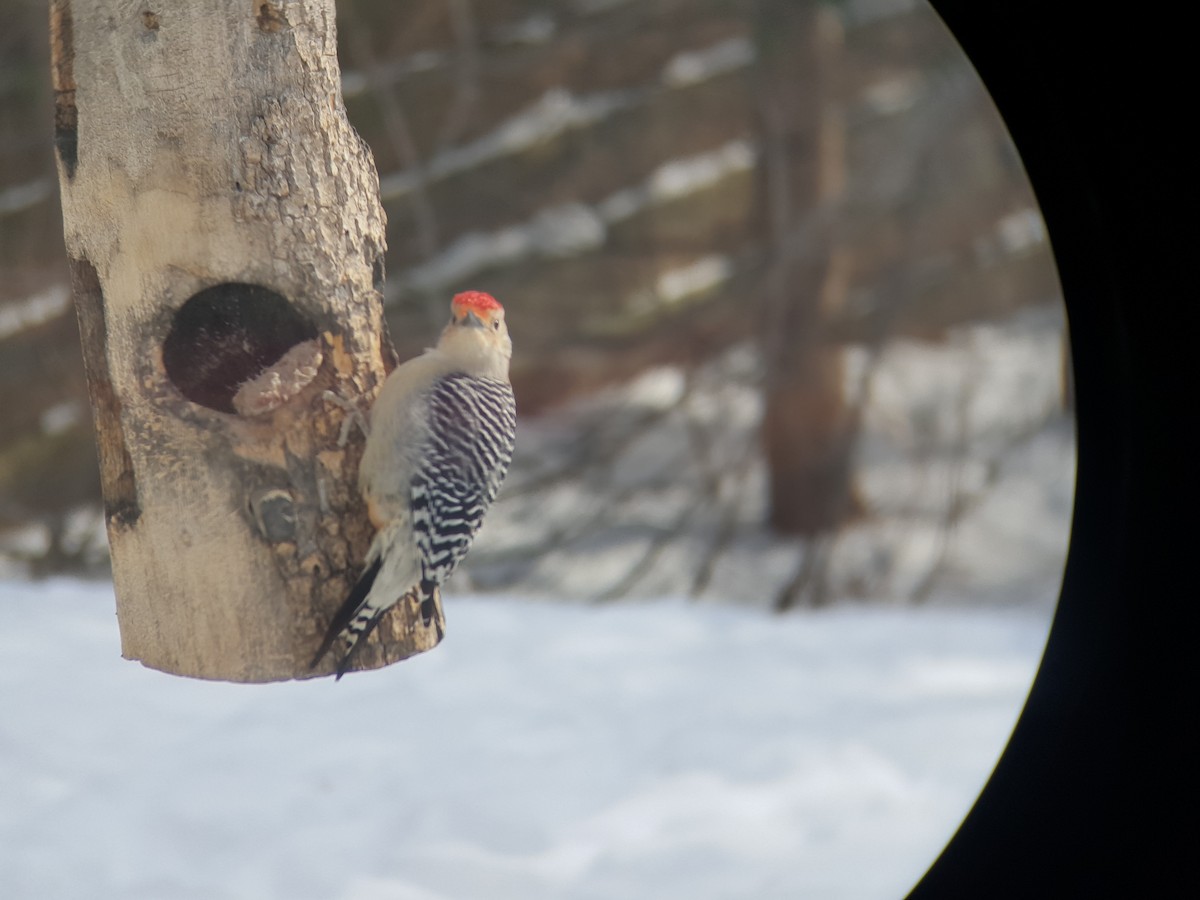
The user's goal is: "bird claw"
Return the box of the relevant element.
[420,597,445,641]
[322,389,370,447]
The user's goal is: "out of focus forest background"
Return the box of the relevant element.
[0,0,1070,608]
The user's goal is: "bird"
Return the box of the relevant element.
[311,290,516,678]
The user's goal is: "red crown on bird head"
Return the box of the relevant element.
[452,291,503,315]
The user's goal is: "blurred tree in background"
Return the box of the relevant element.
[752,0,858,538]
[0,0,1065,603]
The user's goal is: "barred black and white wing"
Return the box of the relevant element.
[410,373,517,599]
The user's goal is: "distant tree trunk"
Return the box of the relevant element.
[754,0,861,536]
[49,0,441,681]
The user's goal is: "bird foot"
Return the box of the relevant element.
[322,389,370,447]
[420,597,446,641]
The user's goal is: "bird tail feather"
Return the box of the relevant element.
[309,555,383,673]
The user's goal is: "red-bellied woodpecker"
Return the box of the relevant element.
[311,291,516,678]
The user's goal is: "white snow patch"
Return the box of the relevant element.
[340,52,446,99]
[407,228,530,293]
[39,400,84,436]
[532,204,609,258]
[0,284,71,341]
[401,203,606,292]
[973,207,1047,265]
[396,139,752,293]
[623,366,688,409]
[375,41,755,206]
[656,254,733,304]
[995,207,1047,255]
[661,37,756,88]
[860,75,923,117]
[646,139,757,204]
[847,307,1064,450]
[380,89,636,202]
[0,178,54,216]
[597,139,757,224]
[0,580,1049,900]
[0,524,50,562]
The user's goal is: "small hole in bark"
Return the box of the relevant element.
[163,283,317,414]
[371,255,385,292]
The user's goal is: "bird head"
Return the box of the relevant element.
[439,290,512,377]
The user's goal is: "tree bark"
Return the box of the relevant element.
[754,0,862,538]
[50,0,441,681]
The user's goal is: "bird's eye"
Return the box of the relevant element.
[493,320,501,330]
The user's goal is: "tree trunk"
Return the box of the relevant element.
[50,0,441,682]
[754,0,861,537]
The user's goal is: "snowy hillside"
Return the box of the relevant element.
[466,304,1073,609]
[1,304,1073,613]
[0,580,1050,900]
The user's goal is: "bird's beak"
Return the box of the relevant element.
[455,310,487,329]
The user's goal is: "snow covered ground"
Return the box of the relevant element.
[0,579,1050,900]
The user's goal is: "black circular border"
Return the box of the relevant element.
[910,4,1188,897]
